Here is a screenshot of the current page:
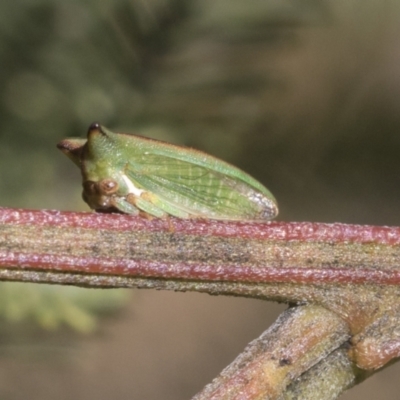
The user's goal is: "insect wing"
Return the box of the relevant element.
[125,153,275,220]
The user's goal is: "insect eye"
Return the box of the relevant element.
[98,178,119,195]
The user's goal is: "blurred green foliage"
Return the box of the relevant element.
[0,283,128,333]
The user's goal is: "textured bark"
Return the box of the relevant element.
[1,206,400,399]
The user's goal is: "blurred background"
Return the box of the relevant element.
[1,0,400,398]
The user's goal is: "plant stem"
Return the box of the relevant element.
[1,206,400,370]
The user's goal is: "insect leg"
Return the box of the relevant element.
[128,193,191,219]
[112,197,140,215]
[126,194,167,218]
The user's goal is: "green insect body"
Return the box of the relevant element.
[57,123,278,221]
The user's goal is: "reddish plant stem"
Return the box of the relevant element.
[1,207,400,286]
[0,207,399,283]
[3,207,400,370]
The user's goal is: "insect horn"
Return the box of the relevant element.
[56,138,86,167]
[87,122,110,138]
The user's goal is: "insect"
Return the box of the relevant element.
[57,123,278,221]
